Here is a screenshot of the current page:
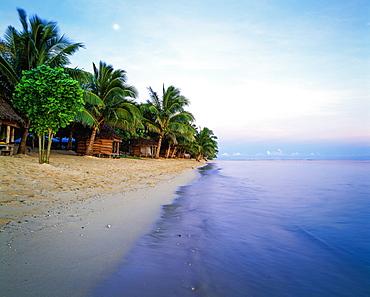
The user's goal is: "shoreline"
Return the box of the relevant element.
[0,151,204,297]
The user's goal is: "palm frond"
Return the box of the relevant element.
[83,90,105,107]
[74,109,97,127]
[0,55,20,84]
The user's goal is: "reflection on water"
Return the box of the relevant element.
[92,161,370,297]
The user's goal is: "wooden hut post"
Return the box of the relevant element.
[10,126,15,142]
[6,125,10,144]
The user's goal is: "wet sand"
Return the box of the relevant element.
[0,150,203,297]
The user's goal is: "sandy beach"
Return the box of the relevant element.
[0,151,204,297]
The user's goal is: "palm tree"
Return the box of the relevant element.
[82,61,140,156]
[142,85,195,159]
[192,127,218,161]
[0,8,84,153]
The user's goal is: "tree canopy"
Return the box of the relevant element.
[142,85,195,158]
[13,65,84,163]
[81,61,141,155]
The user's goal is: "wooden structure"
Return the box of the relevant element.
[76,123,123,157]
[129,137,157,157]
[0,98,24,155]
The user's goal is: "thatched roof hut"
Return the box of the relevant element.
[75,122,123,157]
[0,98,24,149]
[129,137,158,157]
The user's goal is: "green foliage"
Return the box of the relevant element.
[0,8,84,154]
[115,128,148,141]
[190,127,218,161]
[13,65,84,163]
[0,8,84,91]
[81,61,141,155]
[142,85,195,158]
[14,65,84,133]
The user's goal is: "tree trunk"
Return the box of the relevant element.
[165,143,171,159]
[37,133,47,164]
[196,153,203,162]
[180,148,185,158]
[18,119,30,154]
[67,124,74,150]
[171,146,177,158]
[38,135,42,163]
[85,127,97,156]
[46,128,54,164]
[155,135,162,159]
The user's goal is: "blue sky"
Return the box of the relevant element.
[1,0,369,159]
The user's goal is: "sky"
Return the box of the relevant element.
[1,0,369,159]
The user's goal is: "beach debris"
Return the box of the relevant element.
[80,234,84,237]
[107,224,112,228]
[190,249,196,253]
[191,286,196,291]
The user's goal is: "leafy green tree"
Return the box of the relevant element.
[192,127,218,161]
[13,65,84,163]
[0,8,84,153]
[141,85,195,159]
[82,61,140,155]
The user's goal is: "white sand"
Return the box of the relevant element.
[0,151,203,296]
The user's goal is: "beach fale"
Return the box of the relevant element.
[0,97,24,155]
[76,122,122,157]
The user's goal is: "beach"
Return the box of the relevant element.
[0,151,203,297]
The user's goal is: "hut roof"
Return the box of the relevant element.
[0,98,24,125]
[130,137,157,146]
[97,122,123,141]
[74,122,123,141]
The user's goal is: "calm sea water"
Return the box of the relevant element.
[92,160,370,297]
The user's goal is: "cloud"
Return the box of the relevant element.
[233,152,246,156]
[267,149,283,156]
[221,153,230,156]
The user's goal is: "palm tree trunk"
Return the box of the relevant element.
[165,144,171,159]
[18,119,30,154]
[155,135,163,159]
[85,127,97,156]
[196,153,203,162]
[180,148,185,158]
[171,146,177,158]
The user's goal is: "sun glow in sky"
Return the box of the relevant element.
[1,0,369,159]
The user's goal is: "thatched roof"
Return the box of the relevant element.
[74,122,123,141]
[0,98,24,125]
[97,122,123,141]
[130,137,157,147]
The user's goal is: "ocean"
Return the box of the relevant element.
[92,160,370,297]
